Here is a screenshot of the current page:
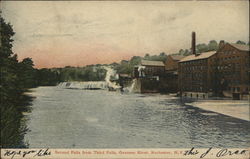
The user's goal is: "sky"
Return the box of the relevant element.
[1,1,249,68]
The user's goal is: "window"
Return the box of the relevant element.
[237,87,240,92]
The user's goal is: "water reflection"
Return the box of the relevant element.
[24,87,250,148]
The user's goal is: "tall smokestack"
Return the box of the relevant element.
[191,32,196,55]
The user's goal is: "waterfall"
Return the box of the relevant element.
[122,79,137,93]
[128,79,136,93]
[102,66,120,90]
[57,66,121,91]
[58,81,108,90]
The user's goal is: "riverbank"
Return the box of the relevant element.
[189,99,249,121]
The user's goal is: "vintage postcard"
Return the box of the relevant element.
[0,0,249,159]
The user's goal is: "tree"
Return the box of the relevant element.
[144,53,150,58]
[18,58,37,88]
[0,16,28,148]
[130,56,141,66]
[236,40,246,45]
[208,40,218,51]
[178,49,185,55]
[159,52,166,56]
[183,49,191,56]
[196,43,209,53]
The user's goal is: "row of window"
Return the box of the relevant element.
[180,59,206,66]
[217,55,242,61]
[218,50,237,55]
[229,87,249,93]
[182,65,207,71]
[212,63,241,70]
[181,62,243,72]
[217,71,241,77]
[182,87,205,92]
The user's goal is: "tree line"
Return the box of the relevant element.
[54,65,107,82]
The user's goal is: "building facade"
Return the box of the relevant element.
[178,40,250,98]
[215,42,250,96]
[178,51,217,94]
[133,60,165,78]
[133,60,165,93]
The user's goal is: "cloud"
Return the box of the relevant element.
[1,1,249,68]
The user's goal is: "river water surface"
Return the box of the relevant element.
[24,86,250,148]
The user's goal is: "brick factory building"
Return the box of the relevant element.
[178,51,217,96]
[178,32,250,99]
[215,41,250,98]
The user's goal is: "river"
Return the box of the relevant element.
[24,86,250,148]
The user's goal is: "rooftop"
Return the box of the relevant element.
[229,43,250,51]
[169,55,185,61]
[119,74,131,78]
[141,60,165,66]
[179,51,217,63]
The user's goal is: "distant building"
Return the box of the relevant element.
[215,42,250,98]
[164,55,185,92]
[133,60,165,78]
[165,55,185,72]
[133,60,165,93]
[140,60,165,77]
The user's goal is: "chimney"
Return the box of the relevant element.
[191,32,196,55]
[219,40,225,49]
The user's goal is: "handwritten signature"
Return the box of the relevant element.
[3,148,51,159]
[183,147,248,158]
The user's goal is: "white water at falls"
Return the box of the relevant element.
[129,79,136,92]
[102,66,120,90]
[58,66,120,90]
[123,79,138,93]
[58,81,108,90]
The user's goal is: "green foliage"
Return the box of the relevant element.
[114,56,142,74]
[179,49,191,56]
[208,40,218,51]
[114,53,167,75]
[236,40,246,45]
[114,62,131,74]
[57,66,107,82]
[175,40,219,56]
[36,68,60,86]
[0,16,29,148]
[143,52,167,61]
[196,43,209,53]
[18,58,37,88]
[0,16,59,148]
